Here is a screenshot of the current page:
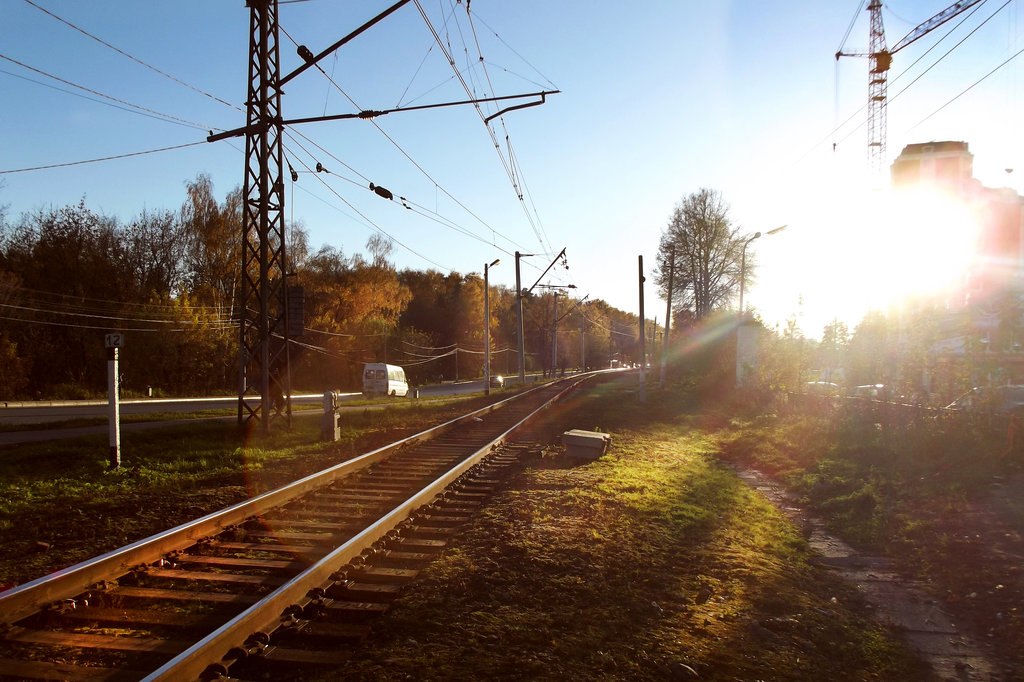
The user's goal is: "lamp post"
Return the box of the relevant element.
[484,258,500,395]
[736,224,786,388]
[739,225,787,315]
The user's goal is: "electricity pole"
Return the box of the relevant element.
[638,254,646,403]
[212,0,556,431]
[515,251,530,385]
[236,0,288,433]
[516,247,570,385]
[661,247,674,387]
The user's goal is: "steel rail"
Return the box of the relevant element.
[0,380,556,625]
[144,375,589,681]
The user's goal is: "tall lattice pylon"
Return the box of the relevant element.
[238,0,290,432]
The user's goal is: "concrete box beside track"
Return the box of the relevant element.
[562,429,611,460]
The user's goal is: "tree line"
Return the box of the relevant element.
[0,175,642,400]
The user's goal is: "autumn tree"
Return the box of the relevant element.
[180,174,242,315]
[655,188,746,320]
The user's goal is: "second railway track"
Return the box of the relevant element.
[0,375,596,681]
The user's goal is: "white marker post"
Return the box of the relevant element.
[105,333,123,469]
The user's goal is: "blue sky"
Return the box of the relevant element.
[2,1,1022,338]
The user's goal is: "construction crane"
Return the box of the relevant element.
[836,0,985,174]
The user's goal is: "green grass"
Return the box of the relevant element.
[0,393,500,588]
[332,376,926,680]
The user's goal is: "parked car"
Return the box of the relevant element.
[852,384,887,399]
[945,385,1024,414]
[805,381,840,396]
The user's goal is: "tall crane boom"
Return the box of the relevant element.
[836,0,985,174]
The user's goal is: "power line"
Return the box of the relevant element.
[0,313,234,333]
[465,10,559,91]
[0,140,206,175]
[465,4,553,255]
[277,24,536,255]
[21,0,238,110]
[0,301,237,325]
[799,0,995,163]
[285,129,524,255]
[0,53,211,130]
[287,151,454,271]
[888,0,1007,107]
[414,0,549,252]
[0,68,209,128]
[909,42,1024,131]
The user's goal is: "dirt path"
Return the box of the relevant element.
[733,466,1005,681]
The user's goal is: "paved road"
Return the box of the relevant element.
[0,377,535,446]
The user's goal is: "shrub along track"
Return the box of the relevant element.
[0,377,593,681]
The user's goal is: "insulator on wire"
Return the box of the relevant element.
[369,183,394,200]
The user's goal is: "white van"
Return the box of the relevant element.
[362,363,409,397]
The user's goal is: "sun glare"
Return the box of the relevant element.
[756,165,982,337]
[879,187,979,301]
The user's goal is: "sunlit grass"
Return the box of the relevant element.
[335,376,924,680]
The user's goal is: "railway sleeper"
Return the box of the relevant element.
[412,514,471,528]
[0,656,147,682]
[372,550,436,568]
[234,643,353,671]
[208,540,319,557]
[44,605,230,632]
[108,585,262,607]
[242,529,350,544]
[251,519,367,534]
[142,567,290,588]
[348,566,420,585]
[173,553,308,573]
[1,625,188,656]
[398,526,458,541]
[275,618,369,645]
[320,599,390,622]
[327,580,402,603]
[389,537,448,552]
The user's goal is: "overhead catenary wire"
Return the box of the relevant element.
[1,284,235,313]
[286,150,454,272]
[277,24,535,258]
[0,68,216,130]
[282,138,519,256]
[21,0,239,110]
[0,313,236,333]
[0,53,212,131]
[413,0,551,254]
[908,42,1024,131]
[464,3,554,255]
[0,300,238,326]
[0,140,206,175]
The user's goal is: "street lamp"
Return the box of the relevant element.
[739,225,786,315]
[484,258,500,395]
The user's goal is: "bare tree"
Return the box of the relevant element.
[655,188,744,320]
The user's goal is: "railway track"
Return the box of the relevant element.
[0,376,593,680]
